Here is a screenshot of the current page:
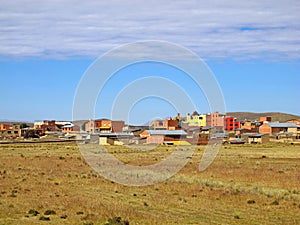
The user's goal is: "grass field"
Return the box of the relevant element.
[0,142,299,224]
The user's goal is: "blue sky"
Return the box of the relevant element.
[0,0,299,124]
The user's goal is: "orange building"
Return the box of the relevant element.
[85,119,125,133]
[152,118,180,130]
[61,124,80,133]
[95,119,112,133]
[259,122,298,135]
[260,116,272,122]
[0,124,11,130]
[288,119,300,126]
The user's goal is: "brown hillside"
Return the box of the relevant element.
[226,112,300,122]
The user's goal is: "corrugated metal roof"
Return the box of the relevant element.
[62,124,74,128]
[242,133,265,137]
[267,122,297,128]
[98,132,134,137]
[146,130,187,135]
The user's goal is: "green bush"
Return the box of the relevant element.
[105,216,129,225]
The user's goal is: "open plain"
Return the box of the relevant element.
[0,142,299,224]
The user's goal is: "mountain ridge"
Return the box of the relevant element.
[226,112,300,122]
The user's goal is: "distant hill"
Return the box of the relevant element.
[227,112,300,122]
[72,120,89,130]
[0,120,33,126]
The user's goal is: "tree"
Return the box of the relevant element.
[20,123,29,129]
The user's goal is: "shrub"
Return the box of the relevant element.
[105,216,129,225]
[60,214,68,219]
[44,209,56,215]
[247,199,256,204]
[234,214,240,219]
[39,216,50,221]
[271,199,279,205]
[28,209,39,216]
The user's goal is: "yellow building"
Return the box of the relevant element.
[185,114,206,127]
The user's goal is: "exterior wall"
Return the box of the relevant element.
[185,114,206,127]
[147,135,164,144]
[99,137,108,145]
[111,121,125,133]
[152,119,180,130]
[186,136,209,145]
[207,112,225,128]
[12,124,21,137]
[260,117,272,122]
[165,119,179,130]
[98,120,112,128]
[225,117,240,131]
[272,127,287,133]
[287,127,297,133]
[140,130,149,138]
[113,139,124,145]
[62,125,80,133]
[235,128,255,135]
[152,120,167,130]
[164,135,185,141]
[0,124,11,130]
[85,120,95,133]
[39,120,58,134]
[259,123,296,135]
[33,121,43,129]
[95,119,112,133]
[247,137,261,144]
[241,121,256,130]
[259,123,271,134]
[0,124,21,138]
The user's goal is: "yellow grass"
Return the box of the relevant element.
[0,142,300,224]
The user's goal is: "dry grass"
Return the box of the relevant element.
[0,142,300,224]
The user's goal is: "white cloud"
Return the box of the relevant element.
[0,0,299,60]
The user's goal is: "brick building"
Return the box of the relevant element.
[259,122,298,135]
[224,117,240,131]
[206,112,225,130]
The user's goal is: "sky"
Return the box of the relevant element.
[0,0,299,124]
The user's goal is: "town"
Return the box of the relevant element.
[1,112,299,145]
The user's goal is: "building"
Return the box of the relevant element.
[206,112,225,129]
[183,113,206,127]
[95,119,111,133]
[288,119,300,126]
[151,118,180,130]
[0,124,11,131]
[111,120,125,133]
[33,120,65,134]
[152,120,167,130]
[85,119,125,133]
[140,130,187,144]
[61,124,80,133]
[0,123,21,138]
[259,122,298,135]
[241,133,269,144]
[85,120,95,133]
[260,116,272,123]
[98,132,134,145]
[224,117,240,131]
